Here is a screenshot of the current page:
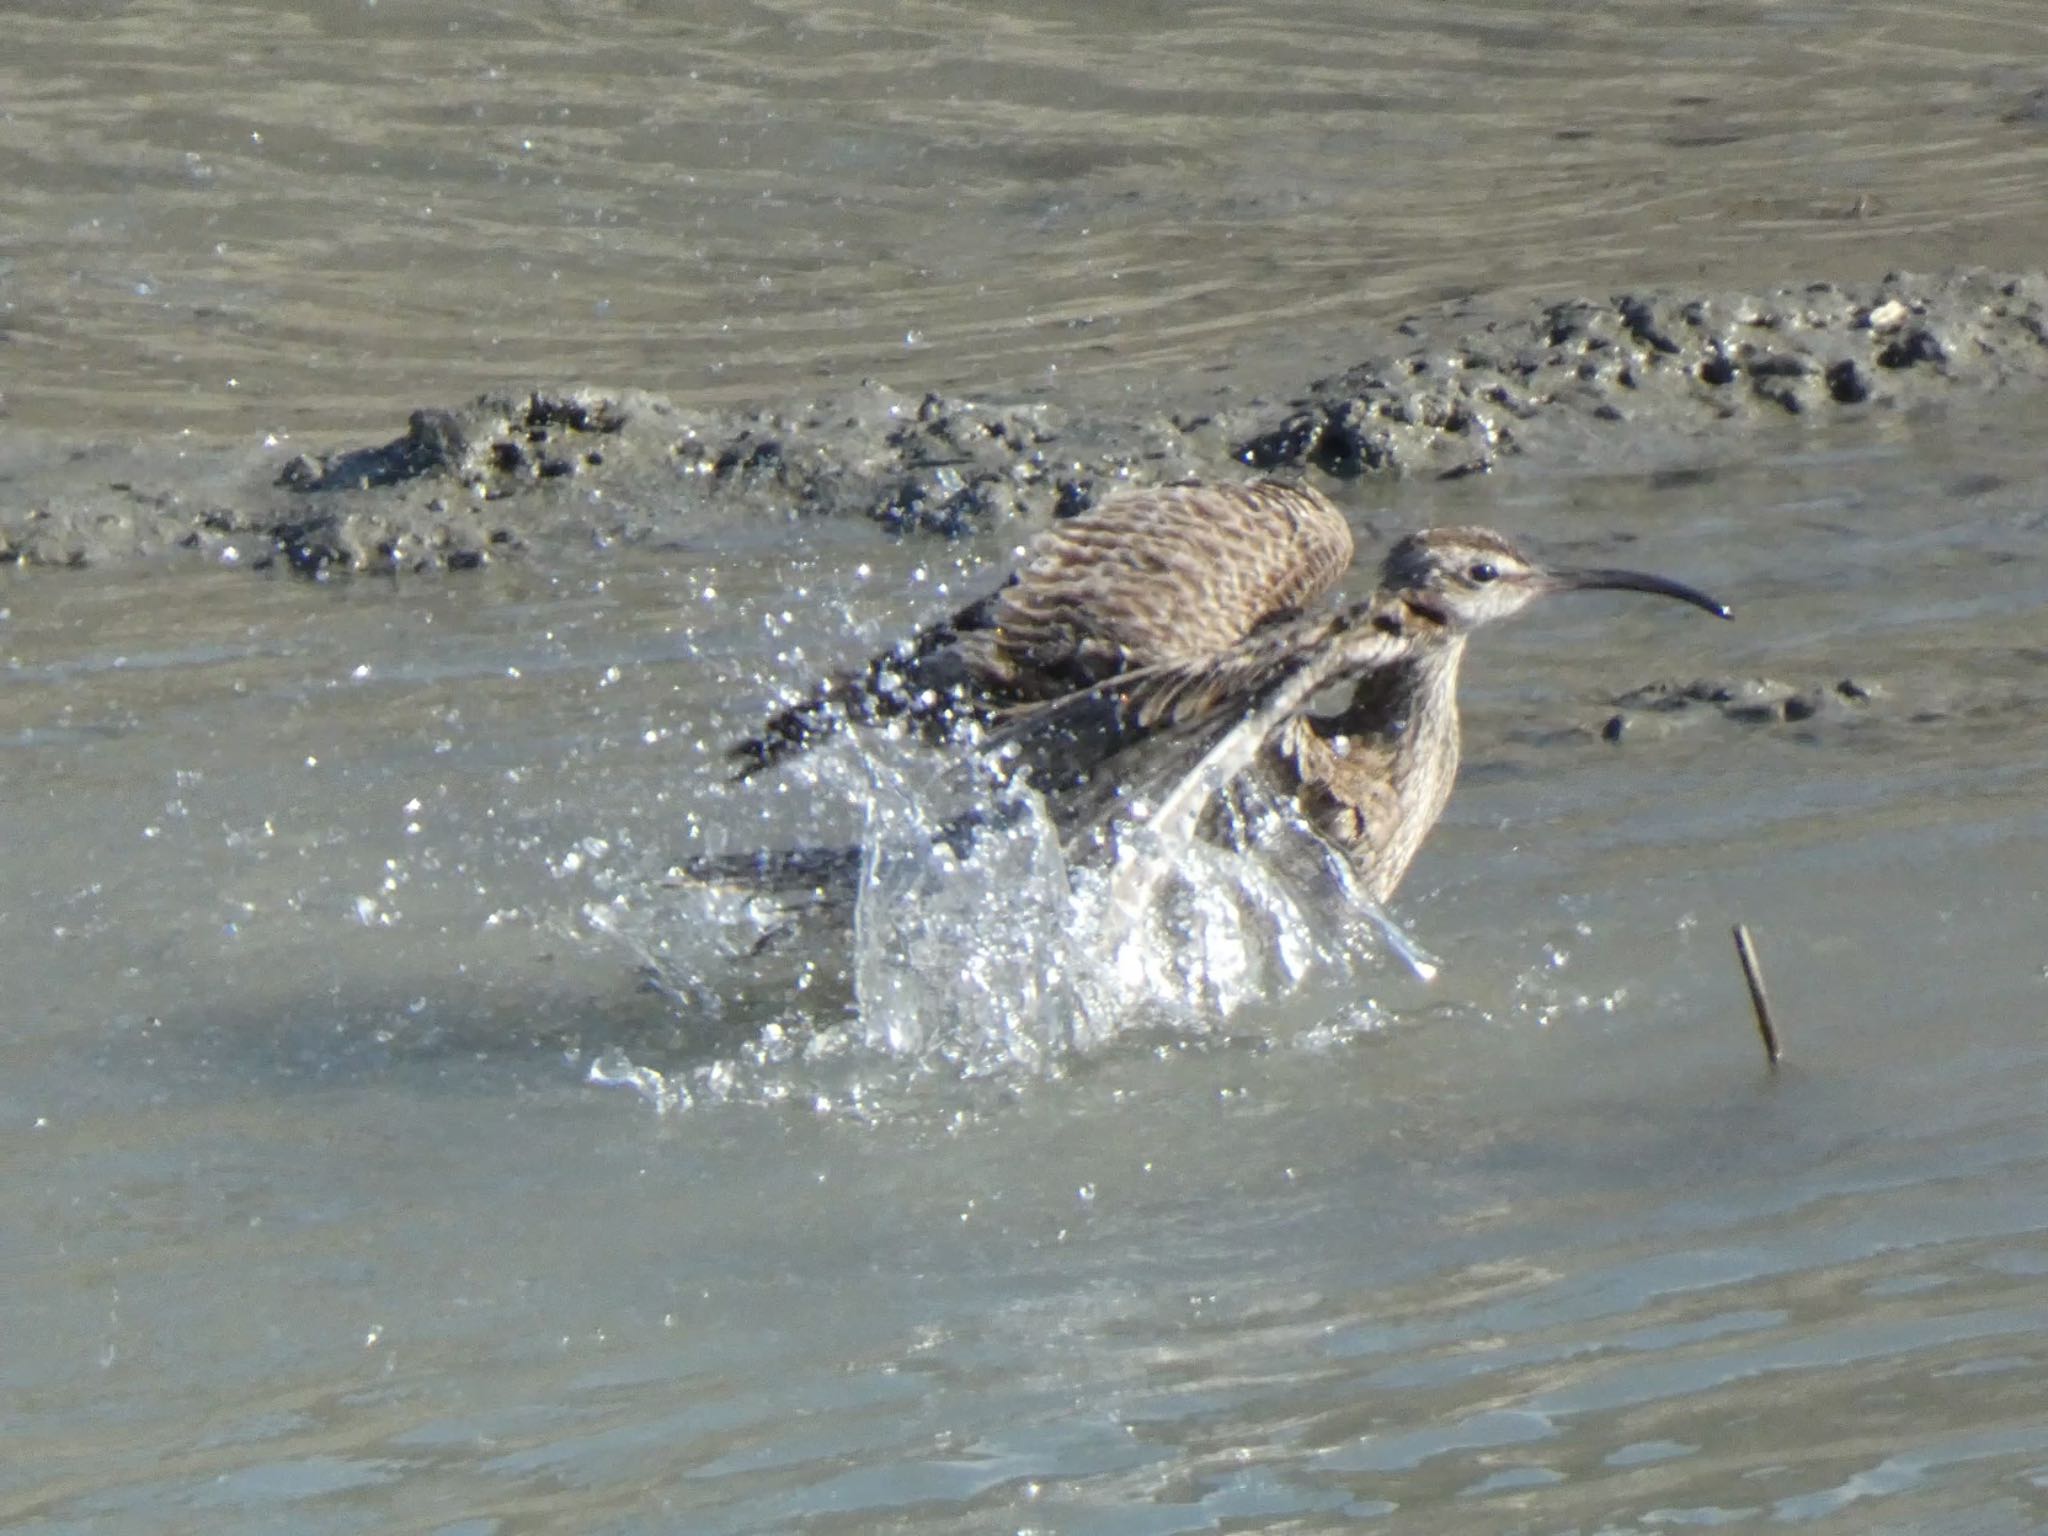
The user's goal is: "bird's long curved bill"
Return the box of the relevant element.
[1551,567,1733,619]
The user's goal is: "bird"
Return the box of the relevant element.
[728,481,1356,779]
[716,480,1731,907]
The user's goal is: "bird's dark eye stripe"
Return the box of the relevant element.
[1467,561,1499,583]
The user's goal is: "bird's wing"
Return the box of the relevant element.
[726,590,993,779]
[988,597,1420,834]
[1117,610,1419,851]
[730,480,1353,778]
[974,480,1356,693]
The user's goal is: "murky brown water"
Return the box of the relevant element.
[9,2,2048,1533]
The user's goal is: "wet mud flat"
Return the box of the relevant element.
[4,268,2043,578]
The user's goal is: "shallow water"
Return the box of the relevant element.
[5,0,2047,441]
[12,0,2048,1530]
[11,397,2048,1531]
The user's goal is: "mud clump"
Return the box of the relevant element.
[258,389,642,574]
[275,391,631,495]
[3,269,2046,576]
[234,381,1232,575]
[1235,270,2048,477]
[1596,676,1881,742]
[682,389,1085,537]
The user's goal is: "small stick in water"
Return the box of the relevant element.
[1731,923,1781,1067]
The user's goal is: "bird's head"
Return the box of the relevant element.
[1378,526,1732,632]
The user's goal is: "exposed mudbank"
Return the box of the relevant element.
[3,269,2044,575]
[1591,675,1882,742]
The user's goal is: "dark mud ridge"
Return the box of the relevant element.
[1595,675,1881,741]
[4,269,2045,574]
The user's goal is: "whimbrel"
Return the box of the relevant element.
[722,481,1730,905]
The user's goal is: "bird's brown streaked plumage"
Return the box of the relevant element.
[958,479,1354,693]
[716,495,1732,916]
[728,480,1353,777]
[988,524,1730,902]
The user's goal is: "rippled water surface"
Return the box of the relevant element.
[5,0,2047,439]
[10,1,2048,1532]
[11,402,2048,1531]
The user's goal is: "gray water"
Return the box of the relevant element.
[5,0,2047,441]
[13,409,2048,1532]
[9,2,2048,1534]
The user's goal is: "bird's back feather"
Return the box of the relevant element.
[730,479,1355,776]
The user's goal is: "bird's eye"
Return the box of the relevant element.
[1467,561,1500,583]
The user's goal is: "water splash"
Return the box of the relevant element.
[580,738,1427,1108]
[586,1046,686,1112]
[849,771,1082,1073]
